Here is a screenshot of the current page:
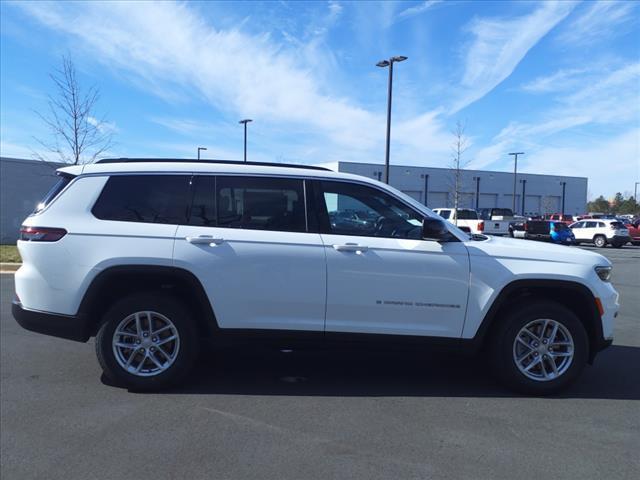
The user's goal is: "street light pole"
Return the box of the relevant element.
[509,152,524,213]
[377,55,408,184]
[473,176,480,210]
[560,181,567,215]
[635,182,639,200]
[238,119,253,162]
[197,147,207,160]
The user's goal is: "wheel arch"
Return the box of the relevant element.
[474,279,603,363]
[78,265,219,339]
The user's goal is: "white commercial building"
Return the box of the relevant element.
[324,162,588,216]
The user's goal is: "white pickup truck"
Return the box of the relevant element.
[432,208,485,234]
[477,208,514,236]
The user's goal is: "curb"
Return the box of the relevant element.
[0,263,21,272]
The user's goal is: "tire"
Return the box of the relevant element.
[96,292,199,391]
[593,235,607,248]
[489,301,588,395]
[612,242,623,248]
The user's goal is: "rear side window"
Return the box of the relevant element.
[457,210,478,220]
[438,210,451,219]
[92,175,190,224]
[34,175,73,213]
[216,176,306,232]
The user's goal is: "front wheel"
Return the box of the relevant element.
[489,301,588,395]
[96,293,199,391]
[593,235,607,248]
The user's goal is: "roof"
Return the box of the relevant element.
[57,158,369,183]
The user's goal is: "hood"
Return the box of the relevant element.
[464,235,610,267]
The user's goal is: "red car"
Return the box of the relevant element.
[545,214,576,225]
[620,219,640,245]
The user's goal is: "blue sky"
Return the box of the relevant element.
[1,0,638,198]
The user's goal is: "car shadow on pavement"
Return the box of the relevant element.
[118,344,640,400]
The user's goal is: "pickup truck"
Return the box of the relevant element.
[478,208,514,236]
[432,208,484,234]
[525,220,575,245]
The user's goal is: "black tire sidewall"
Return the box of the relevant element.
[491,301,588,395]
[96,293,199,391]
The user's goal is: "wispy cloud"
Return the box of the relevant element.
[520,67,588,93]
[451,1,576,113]
[396,0,442,22]
[16,1,454,165]
[558,0,637,45]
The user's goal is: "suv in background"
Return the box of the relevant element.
[13,159,618,394]
[569,219,631,248]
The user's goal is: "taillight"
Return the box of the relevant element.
[524,222,528,231]
[478,221,484,232]
[19,226,67,242]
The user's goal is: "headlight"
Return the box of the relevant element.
[595,266,612,282]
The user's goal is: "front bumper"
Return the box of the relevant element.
[12,301,91,342]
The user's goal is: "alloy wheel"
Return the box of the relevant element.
[112,311,180,377]
[512,318,574,382]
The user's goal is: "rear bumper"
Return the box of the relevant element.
[12,301,90,342]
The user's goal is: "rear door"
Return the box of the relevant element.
[174,175,326,332]
[314,180,470,338]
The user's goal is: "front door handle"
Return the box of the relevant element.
[333,243,368,253]
[186,235,224,245]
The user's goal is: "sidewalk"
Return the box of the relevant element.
[0,263,20,273]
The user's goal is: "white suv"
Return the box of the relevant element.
[13,159,619,394]
[570,219,631,248]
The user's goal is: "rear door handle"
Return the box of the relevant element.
[186,235,224,245]
[333,243,368,252]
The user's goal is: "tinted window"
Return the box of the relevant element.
[188,176,216,226]
[585,221,597,228]
[34,175,73,213]
[610,221,624,229]
[598,222,605,228]
[216,176,306,232]
[438,210,451,219]
[92,175,190,224]
[570,222,582,229]
[319,181,423,239]
[553,222,569,231]
[457,209,478,220]
[493,208,513,217]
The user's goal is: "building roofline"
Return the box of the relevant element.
[336,161,588,181]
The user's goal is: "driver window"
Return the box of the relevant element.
[319,181,423,239]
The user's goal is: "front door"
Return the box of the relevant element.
[314,180,470,338]
[174,175,326,332]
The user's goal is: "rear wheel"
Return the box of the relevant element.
[612,242,623,248]
[593,235,607,248]
[96,293,199,391]
[489,301,588,395]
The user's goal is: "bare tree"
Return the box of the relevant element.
[448,120,470,224]
[34,56,113,165]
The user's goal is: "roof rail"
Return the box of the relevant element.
[95,158,331,171]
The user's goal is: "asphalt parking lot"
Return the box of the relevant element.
[1,245,639,480]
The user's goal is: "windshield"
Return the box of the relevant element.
[492,208,513,217]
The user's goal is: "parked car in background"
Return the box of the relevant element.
[545,214,577,225]
[618,218,640,245]
[477,208,513,236]
[432,208,484,234]
[570,219,630,248]
[524,220,576,245]
[508,215,527,238]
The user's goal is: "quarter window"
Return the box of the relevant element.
[318,181,423,239]
[216,176,306,232]
[92,175,190,224]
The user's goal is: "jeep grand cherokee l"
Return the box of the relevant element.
[12,159,618,394]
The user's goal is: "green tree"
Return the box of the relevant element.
[618,196,639,215]
[612,192,624,211]
[587,195,610,214]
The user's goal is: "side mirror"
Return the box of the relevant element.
[422,217,450,241]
